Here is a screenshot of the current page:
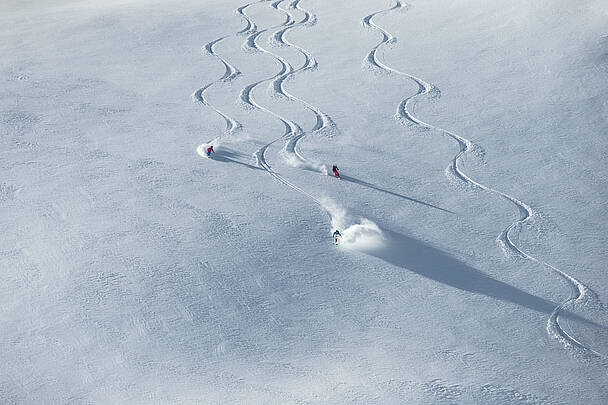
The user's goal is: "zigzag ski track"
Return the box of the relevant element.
[238,0,334,204]
[362,0,606,359]
[192,2,271,155]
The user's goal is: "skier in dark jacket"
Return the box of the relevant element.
[332,229,342,245]
[332,165,340,178]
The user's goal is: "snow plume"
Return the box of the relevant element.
[321,198,384,249]
[283,154,329,175]
[196,140,221,157]
[281,146,329,175]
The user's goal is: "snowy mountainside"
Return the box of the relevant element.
[1,0,607,403]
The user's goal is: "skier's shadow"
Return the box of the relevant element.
[211,149,262,171]
[358,229,603,327]
[339,174,454,214]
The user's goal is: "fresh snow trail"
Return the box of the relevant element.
[193,1,268,156]
[271,0,338,169]
[362,0,605,358]
[238,0,325,205]
[236,1,265,36]
[240,1,442,251]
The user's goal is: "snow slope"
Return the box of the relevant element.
[1,0,607,403]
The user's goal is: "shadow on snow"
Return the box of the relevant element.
[356,228,604,330]
[340,174,455,214]
[211,149,262,171]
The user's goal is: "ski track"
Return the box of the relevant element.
[193,1,270,158]
[362,0,605,358]
[271,0,338,164]
[188,0,292,332]
[237,0,328,205]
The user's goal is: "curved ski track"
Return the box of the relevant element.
[192,0,274,156]
[193,34,241,134]
[238,1,305,192]
[363,1,605,358]
[236,1,262,36]
[272,0,338,163]
[193,0,269,157]
[237,0,335,205]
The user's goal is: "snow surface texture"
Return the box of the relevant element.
[1,0,607,403]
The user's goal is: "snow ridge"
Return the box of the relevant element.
[362,1,605,358]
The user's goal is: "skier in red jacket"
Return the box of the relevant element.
[332,165,340,178]
[206,145,215,157]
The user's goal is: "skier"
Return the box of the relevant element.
[332,229,342,245]
[206,145,215,157]
[332,165,340,178]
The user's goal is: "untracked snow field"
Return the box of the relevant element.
[1,0,607,403]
